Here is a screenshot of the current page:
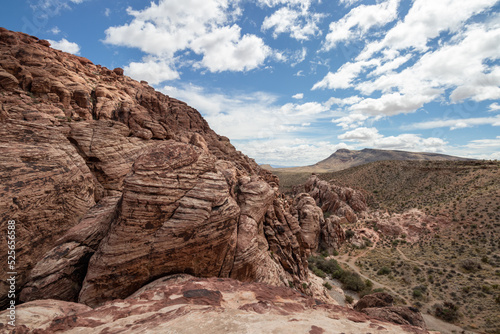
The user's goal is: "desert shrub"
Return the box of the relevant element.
[313,267,326,278]
[412,285,427,299]
[323,282,333,290]
[310,256,343,277]
[345,295,354,304]
[413,289,423,298]
[461,259,481,272]
[434,302,460,322]
[377,266,392,275]
[340,271,366,292]
[345,229,355,239]
[482,285,492,294]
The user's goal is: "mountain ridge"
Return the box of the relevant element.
[267,148,472,173]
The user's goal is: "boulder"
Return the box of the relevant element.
[362,306,427,330]
[354,292,394,311]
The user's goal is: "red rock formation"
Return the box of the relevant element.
[304,175,367,224]
[320,215,346,254]
[0,121,97,307]
[290,193,346,255]
[362,307,427,330]
[354,292,394,311]
[293,193,324,252]
[354,293,427,330]
[0,28,318,308]
[369,208,443,243]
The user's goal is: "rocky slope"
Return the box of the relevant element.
[0,28,431,333]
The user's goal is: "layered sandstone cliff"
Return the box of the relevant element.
[0,27,328,308]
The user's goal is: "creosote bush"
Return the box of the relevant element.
[434,302,460,322]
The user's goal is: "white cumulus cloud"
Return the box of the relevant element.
[323,0,400,50]
[261,4,325,41]
[103,0,271,83]
[313,1,500,129]
[338,127,447,152]
[404,115,500,130]
[47,38,80,54]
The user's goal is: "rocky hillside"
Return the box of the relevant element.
[0,27,320,307]
[309,160,500,333]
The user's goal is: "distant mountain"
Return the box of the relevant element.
[272,148,472,173]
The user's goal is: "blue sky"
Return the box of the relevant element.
[2,0,500,166]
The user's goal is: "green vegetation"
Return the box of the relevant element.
[412,286,427,299]
[377,266,391,275]
[312,267,326,278]
[433,302,460,322]
[309,256,370,293]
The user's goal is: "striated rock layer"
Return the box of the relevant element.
[0,274,430,334]
[0,28,336,308]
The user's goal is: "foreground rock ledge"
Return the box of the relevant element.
[0,275,430,334]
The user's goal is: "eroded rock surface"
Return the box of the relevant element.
[304,175,367,224]
[0,121,96,307]
[0,28,321,308]
[78,141,242,306]
[354,292,395,311]
[355,293,427,330]
[0,275,430,334]
[362,306,427,330]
